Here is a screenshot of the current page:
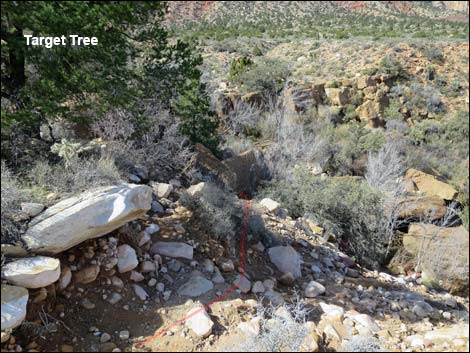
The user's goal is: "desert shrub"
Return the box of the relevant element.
[1,162,30,243]
[364,53,406,79]
[252,45,263,56]
[223,297,311,352]
[384,98,403,122]
[344,104,359,122]
[423,46,445,63]
[366,140,405,194]
[340,335,384,352]
[261,168,395,266]
[228,56,254,82]
[390,83,445,118]
[180,182,243,245]
[236,58,290,96]
[28,156,122,196]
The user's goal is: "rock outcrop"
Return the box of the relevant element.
[403,224,469,292]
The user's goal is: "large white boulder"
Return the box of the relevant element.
[22,184,152,254]
[2,256,60,289]
[268,246,303,278]
[1,285,29,331]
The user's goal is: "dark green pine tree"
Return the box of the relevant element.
[173,79,219,154]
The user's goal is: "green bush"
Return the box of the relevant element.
[261,168,394,266]
[235,58,290,96]
[228,56,254,82]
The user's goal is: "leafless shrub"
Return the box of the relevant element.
[261,90,326,179]
[180,182,243,249]
[366,139,405,195]
[91,108,135,142]
[221,136,254,156]
[93,105,194,182]
[225,100,261,136]
[28,156,122,196]
[223,295,311,352]
[1,162,29,243]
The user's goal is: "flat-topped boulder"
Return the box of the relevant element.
[2,256,60,288]
[22,184,152,254]
[405,169,458,200]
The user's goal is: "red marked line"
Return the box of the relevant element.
[137,193,251,347]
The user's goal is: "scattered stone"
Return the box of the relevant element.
[133,285,149,301]
[107,293,122,305]
[111,276,124,289]
[33,287,48,303]
[319,302,345,319]
[119,330,130,340]
[100,332,112,343]
[185,305,214,338]
[145,224,160,234]
[238,317,261,337]
[305,281,326,298]
[168,260,182,273]
[2,256,61,289]
[178,275,214,297]
[156,283,165,292]
[412,301,433,318]
[1,285,29,331]
[130,271,144,282]
[211,269,225,284]
[151,201,164,214]
[152,182,173,198]
[251,281,265,294]
[75,264,100,284]
[141,261,156,273]
[58,266,72,291]
[21,202,45,217]
[218,259,235,272]
[1,244,28,257]
[186,182,206,197]
[234,274,251,293]
[151,242,193,260]
[260,198,280,212]
[117,245,138,273]
[268,246,302,278]
[80,298,96,310]
[202,259,215,273]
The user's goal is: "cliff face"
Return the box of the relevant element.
[432,1,469,14]
[166,1,469,26]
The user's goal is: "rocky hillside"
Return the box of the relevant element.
[1,1,469,353]
[167,1,469,24]
[1,177,469,352]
